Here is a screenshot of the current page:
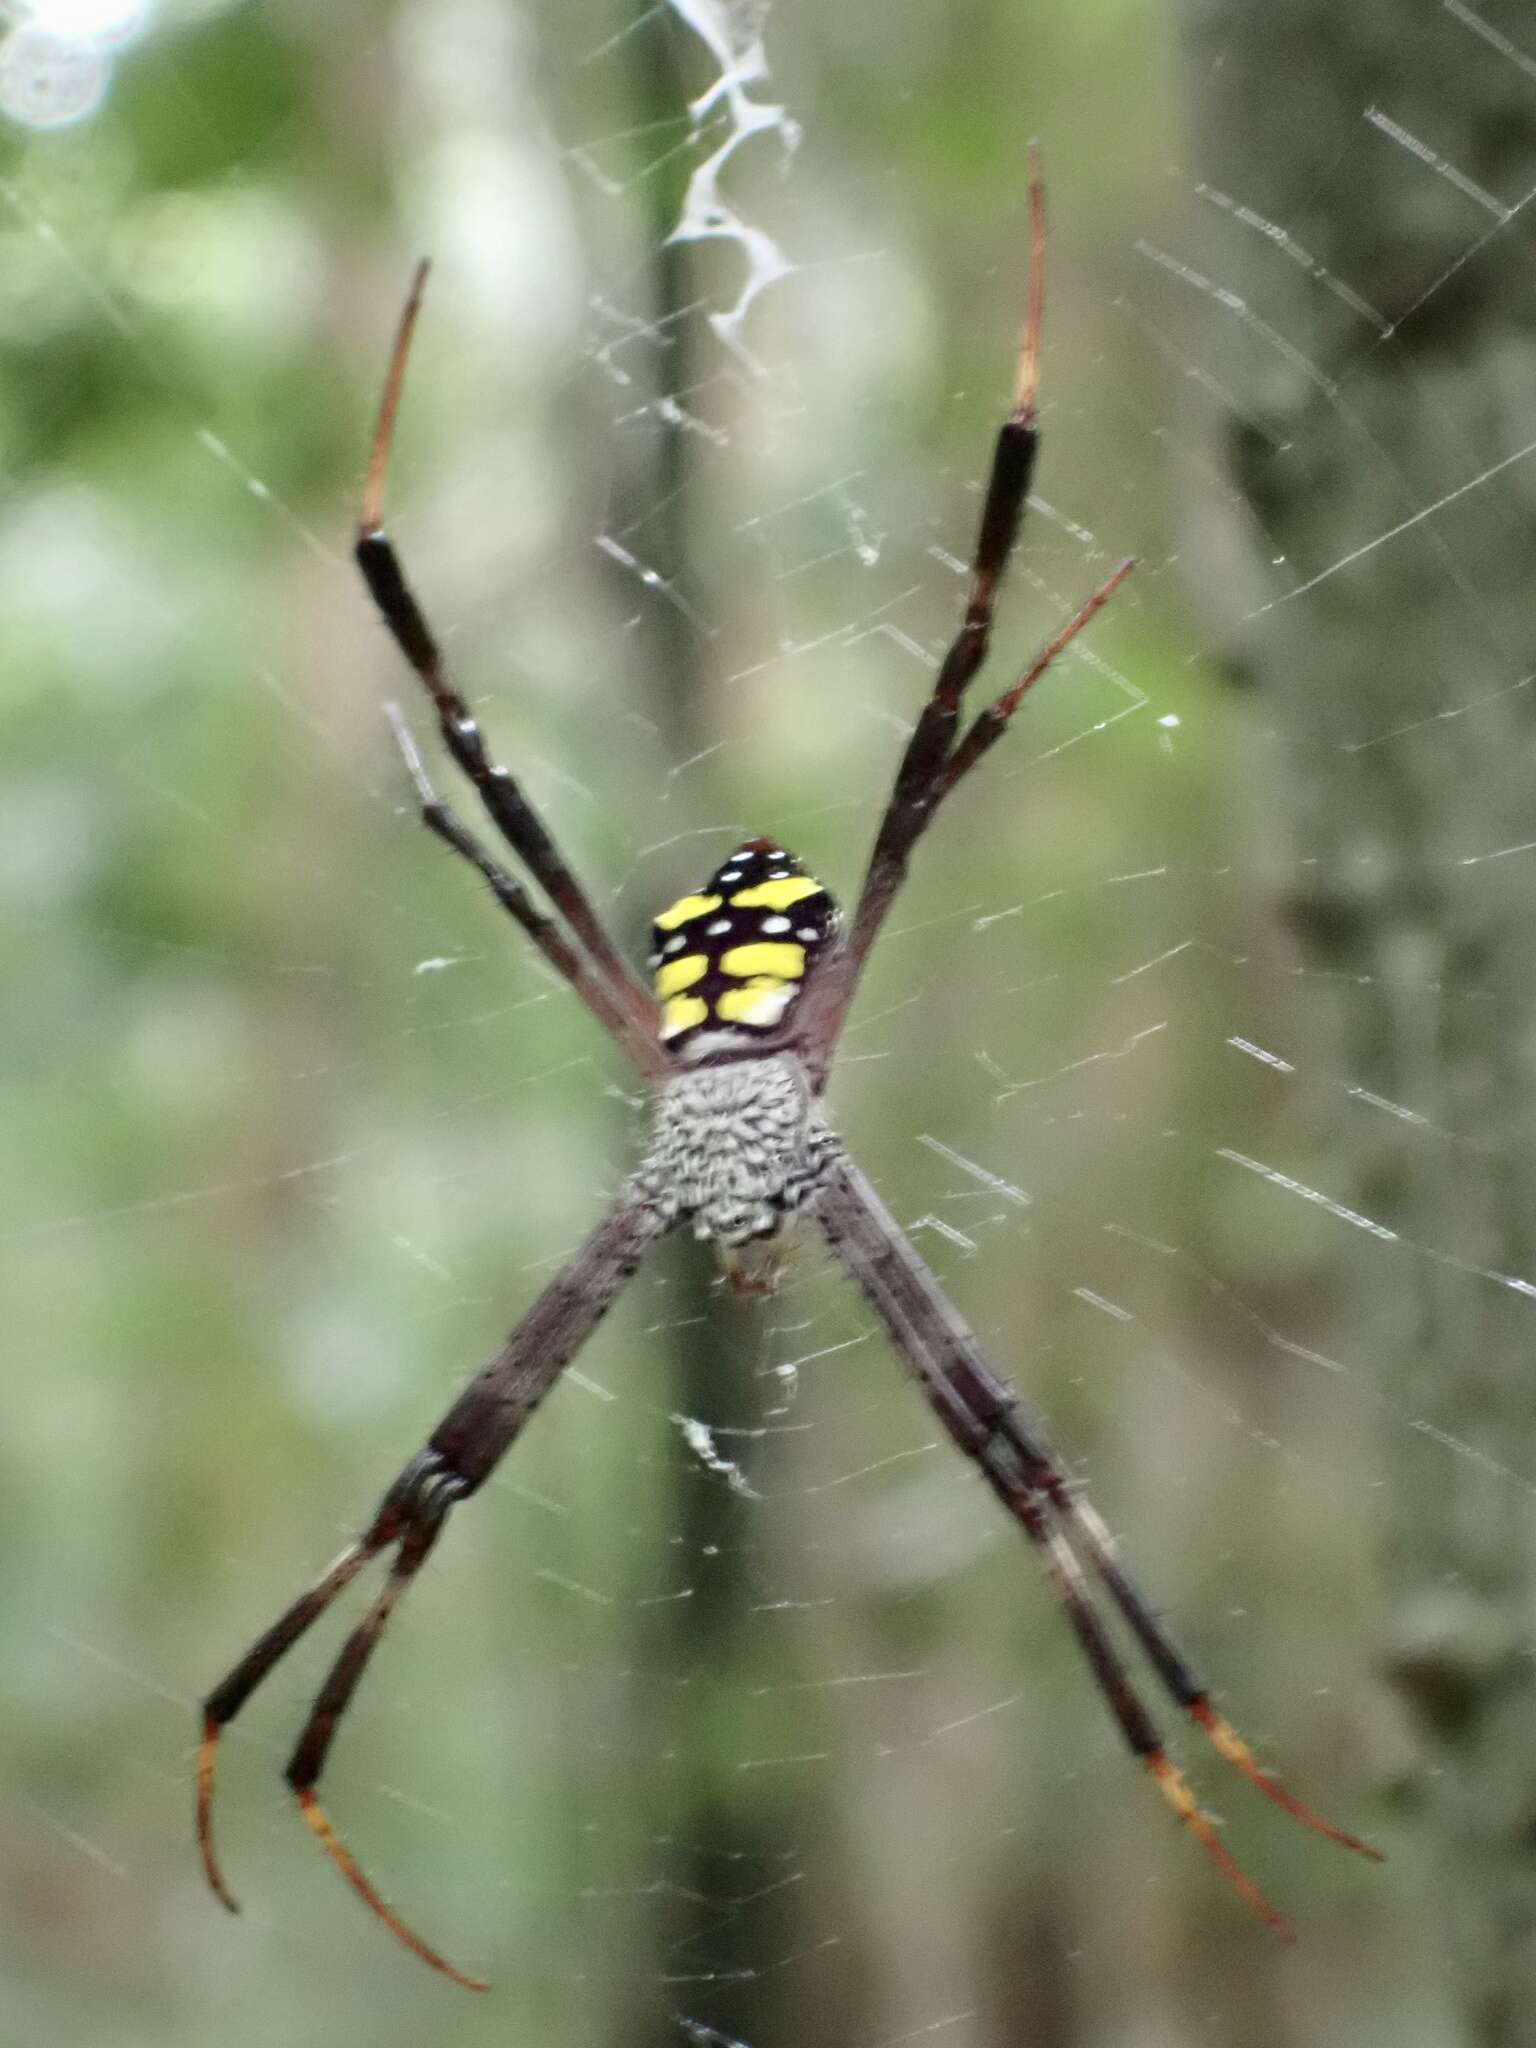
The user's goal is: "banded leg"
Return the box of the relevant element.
[930,558,1133,807]
[386,706,669,1079]
[857,147,1050,875]
[355,261,661,1056]
[1036,1485,1379,1860]
[796,154,1131,1083]
[813,1155,1379,1934]
[197,1187,671,1989]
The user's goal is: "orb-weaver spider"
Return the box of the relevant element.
[196,161,1379,1990]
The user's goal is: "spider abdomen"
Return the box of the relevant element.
[648,840,839,1057]
[638,1052,841,1261]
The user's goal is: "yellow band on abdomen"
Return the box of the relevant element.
[719,941,806,982]
[655,954,707,998]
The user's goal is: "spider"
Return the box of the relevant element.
[195,164,1379,1991]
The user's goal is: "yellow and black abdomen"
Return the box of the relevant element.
[649,839,839,1055]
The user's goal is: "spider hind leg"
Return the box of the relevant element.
[1053,1489,1383,1862]
[196,1537,378,1914]
[197,1451,488,1991]
[1143,1749,1296,1940]
[1188,1697,1382,1860]
[196,1190,665,1988]
[813,1155,1380,1936]
[1031,1498,1301,1936]
[282,1486,489,1994]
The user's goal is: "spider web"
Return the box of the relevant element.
[3,0,1531,2043]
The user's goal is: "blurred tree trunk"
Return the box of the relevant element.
[1189,2,1536,2040]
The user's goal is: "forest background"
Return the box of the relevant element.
[4,2,1534,2045]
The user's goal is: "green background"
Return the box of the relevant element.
[0,2,1442,2042]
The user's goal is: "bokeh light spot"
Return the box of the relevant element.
[0,23,111,128]
[18,0,150,46]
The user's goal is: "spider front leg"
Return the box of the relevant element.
[354,261,661,1061]
[795,153,1132,1081]
[868,144,1048,828]
[848,151,1048,947]
[384,704,670,1081]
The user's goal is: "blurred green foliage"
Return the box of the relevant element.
[0,3,1432,2044]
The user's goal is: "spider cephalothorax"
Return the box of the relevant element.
[197,161,1378,1993]
[640,1050,842,1296]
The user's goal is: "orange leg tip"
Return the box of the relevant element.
[1011,143,1047,426]
[294,1787,490,1992]
[359,261,435,537]
[1102,558,1137,597]
[1145,1751,1295,1942]
[1189,1701,1384,1864]
[195,1718,241,1915]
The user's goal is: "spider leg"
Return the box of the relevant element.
[795,155,1129,1085]
[813,1154,1378,1930]
[932,557,1135,804]
[1028,1503,1294,1937]
[354,262,661,1060]
[859,146,1048,852]
[385,705,669,1079]
[285,1468,484,1987]
[199,1455,483,1986]
[1038,1486,1381,1861]
[198,1187,670,1988]
[197,1536,377,1909]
